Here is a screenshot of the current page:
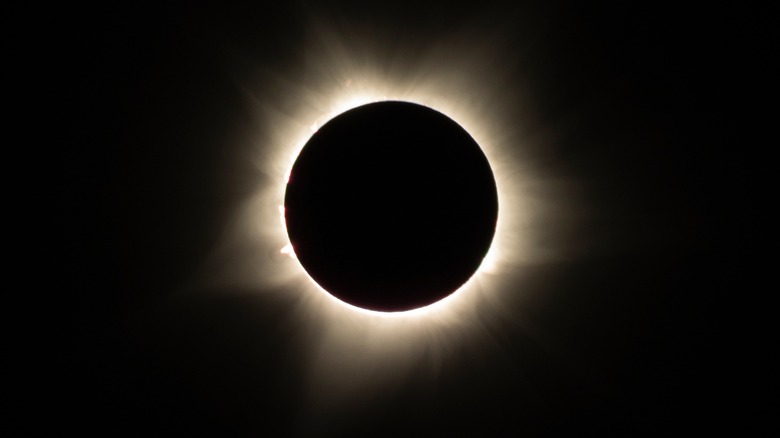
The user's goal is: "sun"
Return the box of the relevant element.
[200,17,552,414]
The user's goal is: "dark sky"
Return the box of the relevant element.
[57,1,759,436]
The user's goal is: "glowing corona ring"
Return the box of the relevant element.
[282,100,499,313]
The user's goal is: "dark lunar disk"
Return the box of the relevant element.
[284,101,498,312]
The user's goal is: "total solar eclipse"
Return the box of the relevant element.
[284,101,498,312]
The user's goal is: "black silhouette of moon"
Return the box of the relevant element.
[284,101,498,312]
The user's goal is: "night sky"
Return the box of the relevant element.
[57,1,759,436]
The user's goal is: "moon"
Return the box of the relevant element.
[284,101,498,312]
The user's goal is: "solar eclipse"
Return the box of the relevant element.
[284,101,498,312]
[64,3,733,435]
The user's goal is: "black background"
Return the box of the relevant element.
[54,1,763,436]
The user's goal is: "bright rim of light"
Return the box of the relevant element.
[280,98,501,317]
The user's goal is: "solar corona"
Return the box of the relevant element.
[208,18,540,413]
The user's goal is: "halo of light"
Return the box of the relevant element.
[196,15,570,421]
